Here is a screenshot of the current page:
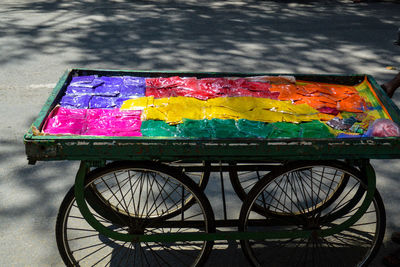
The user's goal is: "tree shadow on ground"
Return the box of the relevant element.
[1,0,400,265]
[1,0,399,78]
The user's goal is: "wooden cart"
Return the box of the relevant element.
[24,69,400,266]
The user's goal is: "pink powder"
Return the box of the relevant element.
[43,106,142,136]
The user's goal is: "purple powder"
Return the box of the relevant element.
[94,84,121,96]
[89,96,117,109]
[62,76,146,109]
[70,75,95,85]
[115,97,131,108]
[70,75,104,88]
[60,95,91,109]
[120,77,146,97]
[65,86,95,96]
[98,76,123,85]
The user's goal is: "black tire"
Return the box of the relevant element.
[56,161,215,267]
[230,161,349,216]
[239,161,386,267]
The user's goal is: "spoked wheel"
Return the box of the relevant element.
[229,163,274,203]
[239,161,385,267]
[230,161,349,216]
[56,162,215,267]
[89,161,210,221]
[166,161,211,191]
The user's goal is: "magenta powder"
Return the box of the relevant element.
[43,107,142,136]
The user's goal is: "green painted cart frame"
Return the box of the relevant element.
[24,69,400,266]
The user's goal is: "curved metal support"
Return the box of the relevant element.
[318,160,375,237]
[74,161,134,242]
[74,160,376,242]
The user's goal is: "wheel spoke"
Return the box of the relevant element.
[240,161,385,267]
[56,162,214,266]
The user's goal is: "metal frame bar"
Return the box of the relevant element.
[74,159,375,243]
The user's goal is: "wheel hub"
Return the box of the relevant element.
[129,227,145,235]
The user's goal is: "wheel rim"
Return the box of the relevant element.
[229,164,271,201]
[90,162,210,221]
[239,162,385,267]
[230,162,349,216]
[57,163,214,267]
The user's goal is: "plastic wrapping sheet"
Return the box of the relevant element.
[120,77,146,97]
[146,78,212,100]
[209,119,246,138]
[337,133,367,138]
[146,76,200,97]
[83,109,142,136]
[70,75,96,85]
[317,107,340,115]
[61,76,146,109]
[146,76,197,89]
[140,120,178,137]
[236,119,272,138]
[326,117,357,131]
[177,119,248,138]
[116,98,132,108]
[299,120,335,138]
[89,96,117,109]
[365,119,400,137]
[42,107,142,136]
[97,76,123,85]
[93,84,121,96]
[270,82,367,113]
[65,86,95,95]
[337,94,366,113]
[268,122,332,139]
[145,77,277,100]
[321,79,393,136]
[42,107,86,135]
[268,122,301,139]
[122,96,328,124]
[177,119,213,138]
[52,75,394,139]
[60,95,91,109]
[70,75,104,88]
[355,80,390,120]
[140,119,333,139]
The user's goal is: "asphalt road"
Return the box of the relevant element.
[1,0,400,266]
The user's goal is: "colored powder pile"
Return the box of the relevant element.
[40,74,397,139]
[270,82,367,113]
[145,76,279,100]
[43,106,142,136]
[121,96,334,124]
[140,119,334,139]
[60,76,146,109]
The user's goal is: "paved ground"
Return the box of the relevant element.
[1,0,400,266]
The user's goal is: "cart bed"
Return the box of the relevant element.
[24,68,400,163]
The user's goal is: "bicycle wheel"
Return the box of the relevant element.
[239,161,385,267]
[56,162,215,267]
[230,161,348,216]
[89,161,210,221]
